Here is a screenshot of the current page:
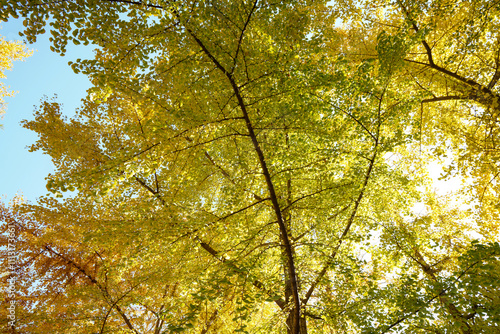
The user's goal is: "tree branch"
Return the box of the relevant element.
[303,83,386,305]
[302,146,378,304]
[422,96,466,103]
[398,0,500,107]
[196,237,286,310]
[43,245,139,333]
[231,0,258,74]
[178,5,302,331]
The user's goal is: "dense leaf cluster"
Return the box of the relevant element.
[1,1,499,333]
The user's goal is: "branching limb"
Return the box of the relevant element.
[177,5,302,331]
[43,245,139,333]
[303,83,386,305]
[196,237,287,310]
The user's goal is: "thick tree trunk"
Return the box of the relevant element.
[286,311,308,334]
[300,316,308,334]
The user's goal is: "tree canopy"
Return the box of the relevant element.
[1,1,499,333]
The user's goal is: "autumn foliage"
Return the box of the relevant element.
[1,1,500,333]
[0,36,31,123]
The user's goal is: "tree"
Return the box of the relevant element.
[0,34,31,125]
[1,1,499,333]
[328,0,500,231]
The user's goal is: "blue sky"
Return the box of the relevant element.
[0,19,92,203]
